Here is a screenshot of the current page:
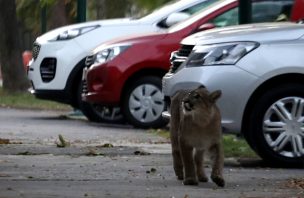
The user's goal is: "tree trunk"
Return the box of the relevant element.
[0,0,29,93]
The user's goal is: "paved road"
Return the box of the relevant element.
[0,108,303,198]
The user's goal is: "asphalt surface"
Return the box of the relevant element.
[0,107,303,198]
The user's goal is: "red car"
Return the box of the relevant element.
[83,0,304,128]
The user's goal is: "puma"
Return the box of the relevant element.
[169,86,225,187]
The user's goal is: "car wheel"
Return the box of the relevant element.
[77,81,124,123]
[246,83,304,166]
[122,76,168,128]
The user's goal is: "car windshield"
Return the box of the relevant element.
[169,0,233,33]
[133,0,179,19]
[137,0,218,22]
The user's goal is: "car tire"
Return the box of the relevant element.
[246,83,304,167]
[77,81,124,123]
[122,76,168,128]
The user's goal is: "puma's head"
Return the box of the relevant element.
[182,86,221,114]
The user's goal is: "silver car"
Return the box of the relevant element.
[162,22,304,166]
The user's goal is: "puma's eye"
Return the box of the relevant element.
[193,93,200,99]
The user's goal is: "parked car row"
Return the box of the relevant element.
[82,0,301,128]
[27,0,217,122]
[27,0,304,165]
[28,0,302,126]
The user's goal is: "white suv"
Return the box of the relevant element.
[27,0,216,122]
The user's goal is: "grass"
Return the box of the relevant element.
[150,129,257,158]
[222,135,257,158]
[0,87,71,111]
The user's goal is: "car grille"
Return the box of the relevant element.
[169,44,194,73]
[82,79,88,94]
[82,67,89,94]
[85,54,95,67]
[177,44,194,57]
[32,43,41,60]
[40,58,56,82]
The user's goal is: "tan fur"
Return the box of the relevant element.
[170,86,225,187]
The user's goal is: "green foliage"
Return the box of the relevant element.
[16,0,172,35]
[16,0,76,34]
[39,0,57,7]
[132,0,172,11]
[16,0,41,34]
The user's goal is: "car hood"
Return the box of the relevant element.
[92,32,167,54]
[182,22,304,46]
[36,18,140,42]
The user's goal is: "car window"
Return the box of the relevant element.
[157,0,219,28]
[181,0,219,15]
[252,2,293,22]
[210,1,294,27]
[210,7,238,27]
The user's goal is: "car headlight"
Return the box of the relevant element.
[56,25,100,41]
[185,42,259,67]
[94,44,131,64]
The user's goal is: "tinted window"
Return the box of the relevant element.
[158,0,219,28]
[181,0,219,15]
[210,1,293,27]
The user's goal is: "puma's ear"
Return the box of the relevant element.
[209,90,222,103]
[198,85,206,91]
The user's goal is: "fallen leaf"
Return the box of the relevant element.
[284,178,304,189]
[134,150,150,156]
[56,134,70,148]
[100,143,114,148]
[0,138,10,144]
[86,148,104,156]
[0,173,10,177]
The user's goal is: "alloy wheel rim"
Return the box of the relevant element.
[263,97,304,158]
[129,84,164,123]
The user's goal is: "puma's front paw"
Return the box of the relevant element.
[211,175,225,187]
[183,178,198,185]
[174,170,184,180]
[177,175,184,180]
[198,175,208,182]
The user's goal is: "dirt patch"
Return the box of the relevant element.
[0,139,10,144]
[284,178,304,190]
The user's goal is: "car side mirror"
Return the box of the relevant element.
[165,12,191,27]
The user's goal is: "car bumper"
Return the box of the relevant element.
[29,87,73,105]
[162,65,259,133]
[82,91,118,105]
[81,62,123,106]
[27,39,86,91]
